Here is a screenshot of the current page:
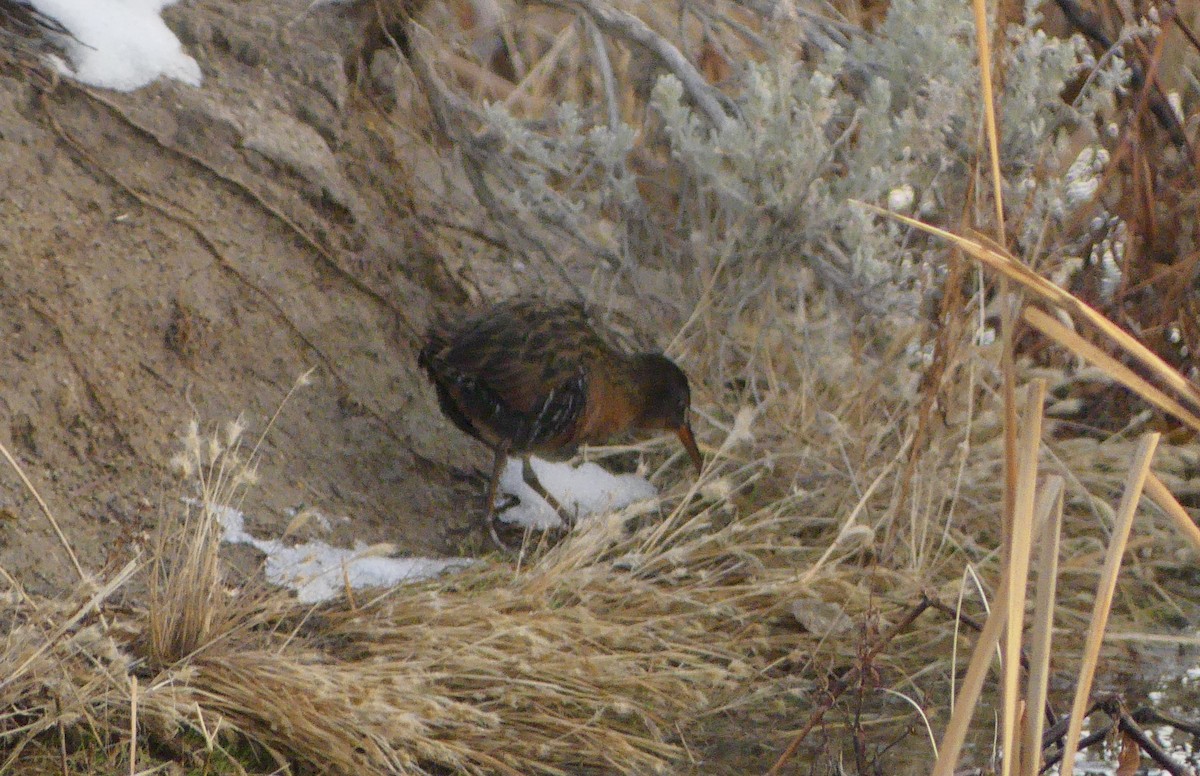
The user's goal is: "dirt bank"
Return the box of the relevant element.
[0,0,512,595]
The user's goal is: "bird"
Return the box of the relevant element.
[418,296,703,548]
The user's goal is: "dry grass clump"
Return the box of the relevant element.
[0,432,883,774]
[0,567,140,771]
[148,419,253,668]
[0,389,889,773]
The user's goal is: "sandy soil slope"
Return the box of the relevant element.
[0,0,503,596]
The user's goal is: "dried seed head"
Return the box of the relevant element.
[224,415,246,447]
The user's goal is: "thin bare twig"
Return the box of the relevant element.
[766,596,933,775]
[1133,708,1200,738]
[533,0,734,130]
[1113,706,1192,776]
[406,22,596,295]
[0,440,85,584]
[578,12,620,129]
[1044,698,1196,776]
[1052,0,1188,147]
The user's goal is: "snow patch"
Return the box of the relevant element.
[497,457,658,529]
[205,456,656,600]
[215,504,471,604]
[30,0,201,92]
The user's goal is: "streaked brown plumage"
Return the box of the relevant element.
[418,297,703,546]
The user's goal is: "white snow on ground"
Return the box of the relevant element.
[29,0,201,91]
[497,456,658,529]
[215,505,472,604]
[209,456,657,601]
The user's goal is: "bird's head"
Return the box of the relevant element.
[630,353,703,473]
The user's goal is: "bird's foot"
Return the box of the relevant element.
[487,515,514,552]
[554,504,578,532]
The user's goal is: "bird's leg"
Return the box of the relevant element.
[521,456,576,529]
[483,444,511,550]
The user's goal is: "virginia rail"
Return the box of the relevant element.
[418,297,703,547]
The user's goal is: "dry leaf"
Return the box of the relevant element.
[1116,730,1141,776]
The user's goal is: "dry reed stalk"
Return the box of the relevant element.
[1143,473,1200,553]
[930,581,1010,776]
[1022,475,1064,776]
[853,210,1200,419]
[969,0,1018,600]
[1058,432,1159,776]
[442,50,536,107]
[1001,380,1045,776]
[1023,308,1200,431]
[969,0,1006,243]
[128,674,137,776]
[1105,632,1200,646]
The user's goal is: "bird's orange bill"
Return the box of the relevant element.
[677,422,703,473]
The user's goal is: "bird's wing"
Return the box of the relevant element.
[440,300,594,411]
[423,299,600,450]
